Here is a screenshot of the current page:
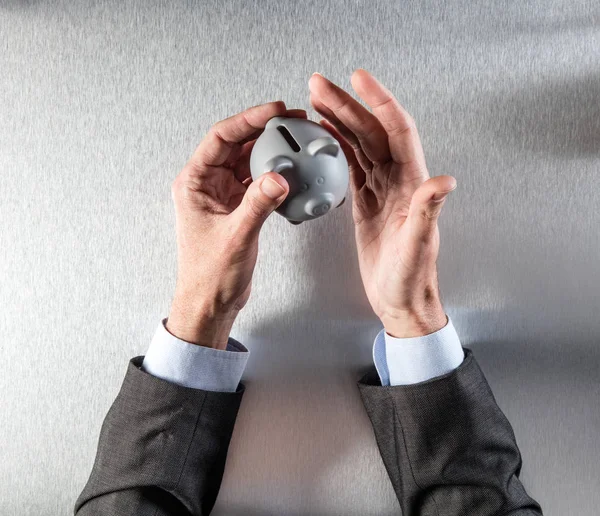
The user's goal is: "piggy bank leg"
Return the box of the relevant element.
[288,220,303,225]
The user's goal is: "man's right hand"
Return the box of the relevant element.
[167,102,307,350]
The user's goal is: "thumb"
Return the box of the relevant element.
[231,172,289,240]
[406,175,457,239]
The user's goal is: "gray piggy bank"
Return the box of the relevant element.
[250,116,349,224]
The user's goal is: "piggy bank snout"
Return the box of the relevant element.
[304,193,335,217]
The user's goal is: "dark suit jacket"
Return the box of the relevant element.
[75,350,542,515]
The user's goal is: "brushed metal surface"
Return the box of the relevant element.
[1,1,599,514]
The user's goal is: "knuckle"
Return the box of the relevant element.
[389,121,417,139]
[210,120,238,144]
[420,205,440,223]
[171,176,184,198]
[171,166,196,197]
[405,114,416,128]
[209,122,223,139]
[246,197,268,220]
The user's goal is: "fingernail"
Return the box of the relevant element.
[309,72,323,88]
[261,177,286,199]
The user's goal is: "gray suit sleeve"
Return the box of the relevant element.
[75,356,243,516]
[358,349,543,516]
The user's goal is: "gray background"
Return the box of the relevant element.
[1,1,599,514]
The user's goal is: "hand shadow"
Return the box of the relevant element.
[211,203,402,515]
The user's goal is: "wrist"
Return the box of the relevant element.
[380,302,447,339]
[167,296,238,350]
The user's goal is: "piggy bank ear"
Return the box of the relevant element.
[263,156,294,174]
[307,136,340,157]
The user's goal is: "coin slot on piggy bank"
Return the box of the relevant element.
[276,125,301,152]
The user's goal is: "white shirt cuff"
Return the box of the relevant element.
[373,316,464,386]
[141,319,249,393]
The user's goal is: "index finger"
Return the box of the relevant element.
[308,73,391,164]
[190,101,288,170]
[350,69,427,168]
